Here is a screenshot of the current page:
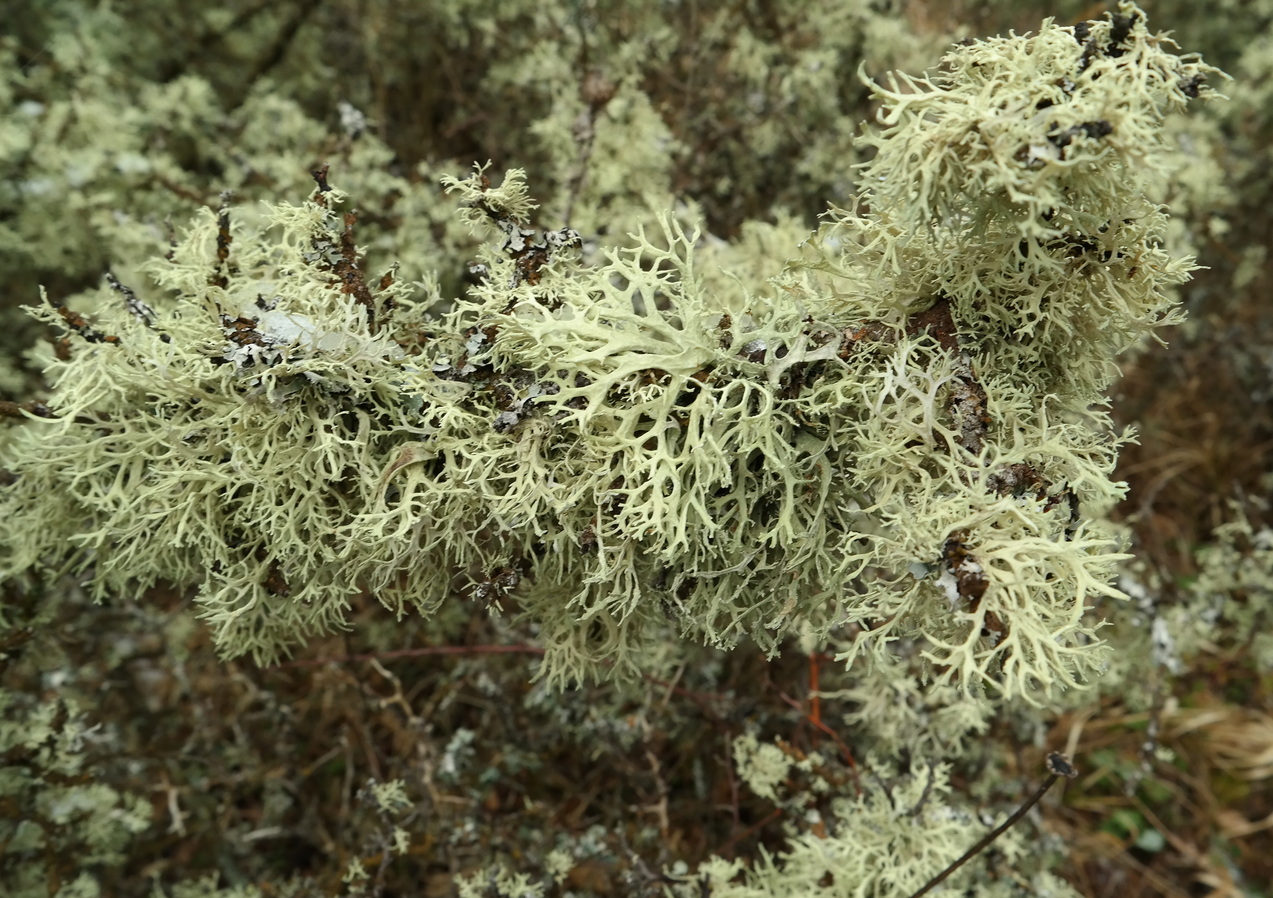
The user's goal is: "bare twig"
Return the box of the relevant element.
[270,644,547,669]
[909,753,1078,898]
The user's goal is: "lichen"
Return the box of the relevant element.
[0,5,1223,708]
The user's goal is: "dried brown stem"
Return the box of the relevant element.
[909,752,1077,898]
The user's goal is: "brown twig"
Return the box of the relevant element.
[269,644,546,669]
[714,807,784,859]
[0,400,53,419]
[908,752,1078,898]
[775,687,860,792]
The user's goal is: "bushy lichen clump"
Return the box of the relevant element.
[0,689,152,896]
[0,5,1220,706]
[682,747,1078,898]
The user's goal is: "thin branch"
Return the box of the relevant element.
[909,752,1078,898]
[270,644,546,669]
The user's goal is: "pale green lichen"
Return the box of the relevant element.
[0,3,1255,896]
[820,651,997,760]
[0,690,152,898]
[675,754,1079,898]
[0,5,1223,709]
[732,732,826,804]
[1189,504,1273,670]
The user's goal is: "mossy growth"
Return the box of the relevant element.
[0,4,1222,709]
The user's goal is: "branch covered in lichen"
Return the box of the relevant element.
[0,4,1222,704]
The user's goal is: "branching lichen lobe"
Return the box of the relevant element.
[0,4,1224,705]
